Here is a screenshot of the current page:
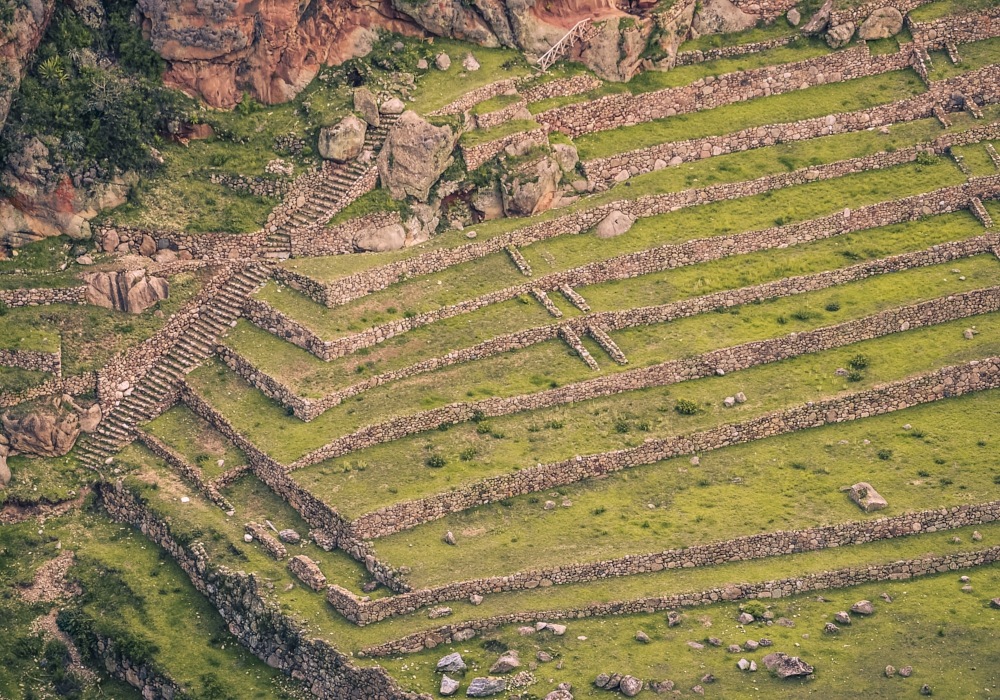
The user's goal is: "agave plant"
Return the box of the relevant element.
[37,55,67,85]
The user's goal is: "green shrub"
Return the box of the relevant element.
[675,398,698,415]
[877,449,893,460]
[849,353,870,369]
[459,447,477,461]
[476,422,492,434]
[740,600,768,619]
[426,455,447,468]
[613,416,630,433]
[825,302,841,312]
[847,369,864,382]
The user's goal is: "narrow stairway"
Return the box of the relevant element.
[75,264,271,473]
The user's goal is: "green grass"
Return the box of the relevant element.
[459,119,541,147]
[574,70,926,160]
[909,0,998,21]
[143,403,249,480]
[678,17,800,52]
[0,365,52,395]
[373,383,1000,587]
[469,92,522,116]
[370,557,1000,699]
[0,317,59,352]
[234,209,994,403]
[952,141,1000,177]
[294,298,1000,523]
[280,104,991,286]
[925,36,1000,81]
[326,188,411,228]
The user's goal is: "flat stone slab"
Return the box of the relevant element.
[848,482,888,512]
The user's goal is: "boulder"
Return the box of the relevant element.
[786,8,801,26]
[636,630,651,643]
[278,529,301,544]
[428,606,452,619]
[595,673,610,688]
[380,97,406,114]
[802,0,833,34]
[826,22,855,48]
[353,223,406,252]
[287,555,326,591]
[737,611,755,624]
[440,675,460,696]
[551,143,579,173]
[543,691,573,700]
[462,53,480,71]
[651,680,675,693]
[435,52,452,70]
[417,58,428,70]
[472,188,505,221]
[2,398,82,457]
[501,158,562,218]
[850,600,875,615]
[84,269,169,314]
[489,649,520,673]
[437,652,467,673]
[377,111,459,202]
[595,211,634,239]
[693,0,757,35]
[858,7,903,40]
[353,88,380,127]
[620,676,643,696]
[667,610,682,627]
[318,114,367,162]
[467,677,506,697]
[0,434,10,488]
[848,482,888,512]
[834,611,851,625]
[762,652,814,677]
[824,623,839,633]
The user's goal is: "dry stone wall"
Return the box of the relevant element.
[908,6,1000,49]
[0,286,87,307]
[209,173,291,198]
[674,35,800,66]
[429,78,523,116]
[340,500,1000,625]
[474,98,528,130]
[94,225,269,262]
[462,128,548,171]
[233,233,1000,424]
[582,64,1000,182]
[287,212,402,257]
[344,357,1000,539]
[520,75,604,103]
[134,427,234,512]
[0,348,60,375]
[0,372,95,408]
[97,480,419,700]
[535,44,915,138]
[313,133,1000,311]
[828,0,932,25]
[360,545,1000,655]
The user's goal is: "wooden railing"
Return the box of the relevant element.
[537,18,593,71]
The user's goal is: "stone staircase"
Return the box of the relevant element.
[75,264,271,472]
[269,114,400,244]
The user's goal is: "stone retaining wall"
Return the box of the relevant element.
[314,132,1000,311]
[0,372,96,408]
[535,44,915,138]
[97,480,417,699]
[909,6,1000,49]
[0,348,60,375]
[0,286,88,307]
[828,0,932,25]
[210,173,291,198]
[520,75,604,103]
[344,357,1000,539]
[674,34,800,67]
[462,128,548,171]
[429,78,523,116]
[134,427,234,512]
[287,212,403,258]
[359,545,1000,655]
[581,64,1000,182]
[93,225,269,262]
[86,632,183,700]
[474,97,528,130]
[234,233,999,423]
[341,500,1000,625]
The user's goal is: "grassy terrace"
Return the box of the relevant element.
[290,303,1000,520]
[234,204,997,400]
[0,505,304,699]
[678,17,801,52]
[279,103,994,287]
[372,387,1000,587]
[573,69,926,161]
[143,403,249,480]
[909,0,997,21]
[201,228,1000,465]
[925,36,1000,81]
[372,560,1000,699]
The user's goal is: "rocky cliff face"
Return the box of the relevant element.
[0,0,57,128]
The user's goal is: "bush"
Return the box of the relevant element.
[847,369,864,382]
[825,302,841,312]
[613,416,630,433]
[740,600,768,619]
[425,455,447,468]
[877,449,893,460]
[849,353,869,370]
[459,447,477,461]
[675,398,698,415]
[476,422,492,434]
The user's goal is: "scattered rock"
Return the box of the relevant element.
[490,649,520,673]
[417,58,428,70]
[737,612,754,625]
[543,691,573,700]
[973,531,983,541]
[435,53,451,70]
[437,652,467,673]
[650,679,675,693]
[318,114,367,162]
[548,623,567,635]
[759,638,773,646]
[965,328,976,339]
[850,600,875,615]
[518,626,535,636]
[701,674,715,683]
[467,677,506,697]
[440,675,460,696]
[745,639,759,650]
[786,7,801,25]
[277,529,300,544]
[537,651,552,662]
[735,392,747,403]
[707,637,722,646]
[428,606,453,619]
[692,685,705,696]
[380,97,406,114]
[763,652,814,678]
[834,611,851,625]
[667,611,682,627]
[687,641,705,650]
[362,581,378,593]
[826,22,855,48]
[728,644,742,653]
[75,255,94,265]
[462,53,480,71]
[885,665,895,678]
[619,676,643,697]
[881,593,893,603]
[899,666,913,677]
[849,482,888,512]
[738,658,750,670]
[595,673,611,688]
[595,210,634,239]
[857,7,903,40]
[443,531,456,545]
[470,594,484,605]
[453,628,476,643]
[287,555,326,591]
[920,684,932,695]
[724,396,736,408]
[636,630,651,643]
[353,87,380,127]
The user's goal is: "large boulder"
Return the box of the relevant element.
[318,114,367,162]
[552,143,579,173]
[763,652,814,678]
[857,7,903,40]
[848,482,888,512]
[467,677,506,697]
[84,269,169,314]
[352,223,406,252]
[579,17,649,82]
[354,87,380,128]
[693,0,757,35]
[502,157,562,218]
[826,22,855,48]
[2,399,81,458]
[376,111,459,202]
[472,187,505,221]
[801,0,833,34]
[0,434,11,488]
[595,210,634,239]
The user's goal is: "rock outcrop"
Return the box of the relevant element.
[692,0,757,36]
[318,114,367,162]
[0,434,11,488]
[578,16,649,82]
[2,399,82,458]
[502,157,562,217]
[0,0,57,129]
[857,7,903,40]
[83,269,169,314]
[353,222,407,251]
[376,111,459,202]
